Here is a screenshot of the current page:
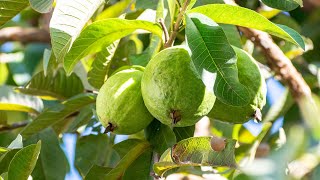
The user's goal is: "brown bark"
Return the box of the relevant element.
[0,27,50,44]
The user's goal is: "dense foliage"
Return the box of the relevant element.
[0,0,320,179]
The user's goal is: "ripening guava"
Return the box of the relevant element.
[207,47,267,123]
[96,67,153,134]
[141,47,216,127]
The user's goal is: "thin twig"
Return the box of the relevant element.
[164,0,191,48]
[158,18,169,43]
[0,121,29,132]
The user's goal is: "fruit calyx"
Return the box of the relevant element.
[104,122,116,133]
[170,110,181,124]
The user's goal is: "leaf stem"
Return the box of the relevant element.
[158,18,169,43]
[164,0,191,48]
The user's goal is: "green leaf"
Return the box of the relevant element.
[173,126,195,142]
[0,86,43,114]
[85,165,112,180]
[0,63,9,86]
[29,0,53,13]
[50,0,105,61]
[8,141,41,180]
[25,128,68,180]
[87,42,119,89]
[42,49,58,76]
[95,0,133,20]
[189,4,305,49]
[262,0,303,11]
[220,24,242,48]
[185,13,250,106]
[21,93,96,139]
[97,139,152,179]
[0,111,7,125]
[145,120,176,154]
[0,0,29,27]
[64,18,163,74]
[66,106,93,132]
[154,137,237,176]
[16,69,84,100]
[75,134,119,176]
[0,149,19,174]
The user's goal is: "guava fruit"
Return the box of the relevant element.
[141,47,216,127]
[207,47,267,124]
[96,67,153,134]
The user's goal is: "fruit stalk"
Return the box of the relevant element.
[164,0,191,48]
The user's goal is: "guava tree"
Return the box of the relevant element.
[0,0,320,179]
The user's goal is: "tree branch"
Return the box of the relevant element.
[0,27,50,44]
[164,0,191,48]
[0,121,29,132]
[224,0,312,101]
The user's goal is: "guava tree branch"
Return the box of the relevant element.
[164,0,191,48]
[0,121,29,132]
[0,27,50,44]
[224,0,312,101]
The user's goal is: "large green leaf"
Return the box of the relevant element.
[21,93,96,138]
[16,69,84,100]
[63,18,163,74]
[185,13,250,106]
[87,42,119,89]
[145,120,176,154]
[95,0,133,20]
[262,0,303,11]
[50,0,104,61]
[8,141,41,180]
[154,137,237,176]
[29,0,53,13]
[189,4,305,49]
[75,134,118,177]
[88,139,152,179]
[24,128,68,180]
[85,166,112,180]
[0,149,19,174]
[0,0,29,27]
[0,86,43,114]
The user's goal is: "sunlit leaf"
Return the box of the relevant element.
[0,0,29,26]
[29,0,53,13]
[8,141,41,180]
[95,0,133,20]
[189,4,305,49]
[64,18,163,74]
[154,137,237,176]
[0,86,43,114]
[50,0,105,61]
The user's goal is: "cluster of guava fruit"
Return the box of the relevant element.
[96,46,266,135]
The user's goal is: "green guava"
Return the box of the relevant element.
[96,67,154,134]
[141,47,216,127]
[207,47,267,124]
